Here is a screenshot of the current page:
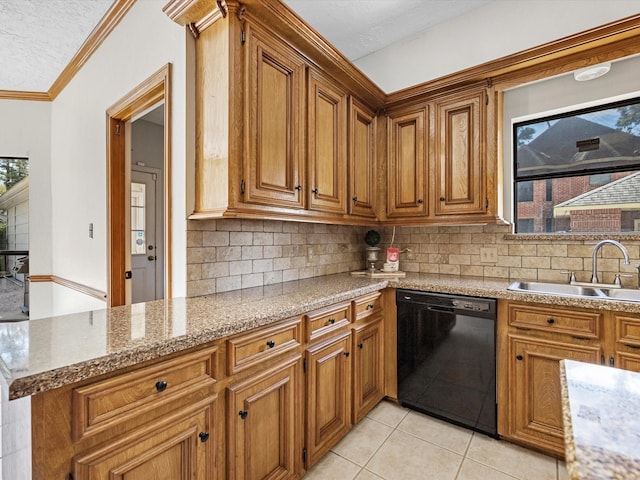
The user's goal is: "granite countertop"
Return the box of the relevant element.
[4,272,640,401]
[560,360,640,479]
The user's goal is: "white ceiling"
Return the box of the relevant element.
[0,0,491,93]
[0,0,113,92]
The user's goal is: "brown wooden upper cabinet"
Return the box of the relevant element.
[433,89,487,217]
[386,106,428,218]
[244,24,306,210]
[348,98,377,218]
[307,69,348,215]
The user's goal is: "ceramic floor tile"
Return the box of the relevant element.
[303,451,362,480]
[365,430,462,480]
[355,469,384,480]
[457,458,519,480]
[466,434,557,480]
[365,400,409,428]
[397,410,473,455]
[331,417,393,466]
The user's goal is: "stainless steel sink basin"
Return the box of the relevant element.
[507,281,607,298]
[508,281,640,303]
[599,288,640,302]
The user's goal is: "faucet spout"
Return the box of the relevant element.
[591,239,630,284]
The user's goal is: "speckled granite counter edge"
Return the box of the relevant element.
[560,361,580,480]
[7,280,388,400]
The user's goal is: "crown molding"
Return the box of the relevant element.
[0,90,50,101]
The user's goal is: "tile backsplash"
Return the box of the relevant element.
[186,219,640,297]
[186,219,368,296]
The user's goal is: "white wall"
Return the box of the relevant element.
[356,0,640,93]
[49,0,189,305]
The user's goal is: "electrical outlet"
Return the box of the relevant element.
[480,247,497,263]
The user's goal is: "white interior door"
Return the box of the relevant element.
[130,169,160,303]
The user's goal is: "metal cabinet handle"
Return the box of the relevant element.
[367,303,374,309]
[417,198,424,204]
[239,410,248,419]
[516,355,523,361]
[439,196,445,201]
[358,343,363,349]
[546,317,555,324]
[343,351,350,357]
[266,340,275,348]
[199,432,210,443]
[352,196,358,202]
[312,188,319,195]
[155,381,168,392]
[295,185,302,191]
[328,318,335,325]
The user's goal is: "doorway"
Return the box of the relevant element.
[107,65,171,307]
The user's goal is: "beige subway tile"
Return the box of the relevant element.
[229,260,252,276]
[241,220,264,232]
[264,271,283,285]
[186,219,212,231]
[291,256,307,268]
[253,258,274,273]
[263,246,283,259]
[264,220,283,233]
[283,269,300,282]
[282,222,299,233]
[187,279,217,297]
[241,273,263,288]
[537,269,564,282]
[508,244,537,256]
[403,263,420,272]
[241,246,263,260]
[460,265,484,276]
[291,234,307,245]
[448,254,471,265]
[594,258,625,273]
[187,264,202,281]
[216,246,241,262]
[471,234,495,244]
[550,257,583,271]
[229,231,253,246]
[439,244,461,254]
[509,268,537,279]
[419,263,440,274]
[187,230,203,248]
[449,233,472,244]
[483,266,509,278]
[203,231,230,247]
[273,257,291,271]
[522,256,550,269]
[410,234,430,244]
[273,233,291,245]
[464,225,485,233]
[497,255,521,268]
[217,275,241,293]
[430,234,450,243]
[460,244,481,255]
[537,244,567,257]
[203,262,230,279]
[299,223,315,233]
[419,243,439,254]
[253,232,274,246]
[214,219,242,231]
[299,266,315,279]
[439,226,461,234]
[440,264,461,275]
[188,247,217,264]
[567,245,593,258]
[429,254,449,264]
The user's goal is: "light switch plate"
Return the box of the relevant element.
[480,247,498,263]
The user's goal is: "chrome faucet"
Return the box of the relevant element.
[591,240,630,284]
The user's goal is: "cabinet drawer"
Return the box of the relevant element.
[72,346,218,442]
[508,303,600,338]
[305,301,351,343]
[614,314,640,348]
[352,292,382,321]
[227,316,302,375]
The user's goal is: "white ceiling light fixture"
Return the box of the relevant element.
[573,62,611,82]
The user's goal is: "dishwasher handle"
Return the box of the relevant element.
[426,305,455,314]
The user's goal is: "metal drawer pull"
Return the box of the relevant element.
[367,303,374,309]
[199,432,210,443]
[155,381,168,392]
[266,340,275,348]
[239,410,248,419]
[328,318,336,325]
[546,317,555,324]
[516,355,523,361]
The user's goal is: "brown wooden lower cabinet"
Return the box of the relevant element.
[304,330,353,468]
[73,397,216,480]
[226,355,303,480]
[352,316,385,424]
[505,335,600,457]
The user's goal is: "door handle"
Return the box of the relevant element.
[147,255,156,261]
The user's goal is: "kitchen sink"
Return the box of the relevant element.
[507,281,607,298]
[508,281,640,303]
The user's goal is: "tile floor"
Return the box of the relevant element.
[303,401,569,480]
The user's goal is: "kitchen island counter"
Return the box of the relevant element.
[560,359,640,479]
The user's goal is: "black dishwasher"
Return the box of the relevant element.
[396,289,497,437]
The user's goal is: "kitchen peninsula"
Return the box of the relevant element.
[6,273,640,478]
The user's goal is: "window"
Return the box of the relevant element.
[514,95,640,233]
[131,182,146,254]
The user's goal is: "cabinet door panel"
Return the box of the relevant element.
[349,99,377,217]
[227,355,302,480]
[308,70,348,213]
[508,335,600,456]
[245,26,306,209]
[353,318,384,423]
[435,90,485,216]
[306,332,352,467]
[387,108,427,217]
[74,397,215,480]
